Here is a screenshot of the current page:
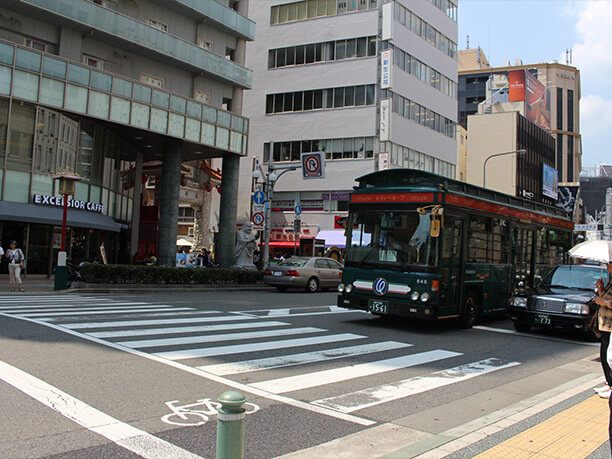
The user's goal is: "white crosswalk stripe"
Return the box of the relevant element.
[311,358,521,413]
[0,295,521,420]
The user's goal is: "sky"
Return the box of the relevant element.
[458,0,612,169]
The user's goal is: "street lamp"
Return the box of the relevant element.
[52,170,83,290]
[482,149,527,188]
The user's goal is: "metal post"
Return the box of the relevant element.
[60,195,68,251]
[262,174,272,266]
[54,194,69,291]
[482,149,526,188]
[216,391,246,459]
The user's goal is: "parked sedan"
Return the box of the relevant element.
[508,264,608,338]
[264,257,343,292]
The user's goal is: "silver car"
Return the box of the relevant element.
[264,257,343,292]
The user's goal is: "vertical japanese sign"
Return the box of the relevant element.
[380,49,392,89]
[380,98,391,141]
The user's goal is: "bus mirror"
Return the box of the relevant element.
[431,219,441,238]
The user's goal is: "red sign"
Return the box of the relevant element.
[508,70,525,102]
[301,152,325,179]
[350,192,434,204]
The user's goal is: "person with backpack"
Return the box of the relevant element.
[5,240,25,292]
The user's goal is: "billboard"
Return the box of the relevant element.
[542,163,558,200]
[508,70,551,133]
[525,70,551,133]
[508,70,525,102]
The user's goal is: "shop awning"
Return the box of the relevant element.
[0,201,123,232]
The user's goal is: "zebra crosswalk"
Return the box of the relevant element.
[0,295,520,419]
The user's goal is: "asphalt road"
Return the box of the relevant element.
[0,290,602,458]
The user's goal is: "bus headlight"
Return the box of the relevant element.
[337,284,345,293]
[564,302,589,315]
[345,284,353,294]
[411,291,420,301]
[420,292,430,302]
[512,297,527,307]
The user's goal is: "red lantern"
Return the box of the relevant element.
[180,175,186,186]
[141,173,147,185]
[205,183,213,192]
[216,185,221,194]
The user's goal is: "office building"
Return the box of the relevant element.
[0,0,254,271]
[240,0,458,247]
[458,49,581,184]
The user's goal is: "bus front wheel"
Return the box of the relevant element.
[459,293,479,329]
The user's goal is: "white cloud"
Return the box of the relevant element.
[569,2,612,81]
[581,95,612,137]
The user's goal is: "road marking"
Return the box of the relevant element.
[3,313,376,426]
[155,334,366,361]
[59,314,258,329]
[88,321,289,339]
[198,341,414,376]
[250,350,462,394]
[474,325,600,347]
[118,327,325,349]
[0,359,202,459]
[20,307,195,318]
[0,300,144,305]
[0,304,193,312]
[312,358,520,413]
[267,308,292,316]
[234,306,365,318]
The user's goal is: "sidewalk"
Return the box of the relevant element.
[0,274,54,293]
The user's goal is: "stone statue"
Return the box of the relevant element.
[235,222,258,269]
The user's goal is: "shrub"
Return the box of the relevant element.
[79,264,263,285]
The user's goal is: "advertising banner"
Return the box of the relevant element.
[525,71,551,133]
[542,163,559,200]
[380,49,392,89]
[379,98,391,141]
[556,185,579,217]
[508,70,526,102]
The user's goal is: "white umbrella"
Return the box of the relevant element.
[568,240,612,264]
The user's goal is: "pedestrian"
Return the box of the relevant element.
[593,262,612,399]
[5,240,25,292]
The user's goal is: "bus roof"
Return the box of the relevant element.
[354,169,571,225]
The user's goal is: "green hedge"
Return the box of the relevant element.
[79,264,263,285]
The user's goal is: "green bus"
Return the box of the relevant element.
[338,169,573,328]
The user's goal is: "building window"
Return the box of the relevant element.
[271,0,379,25]
[386,90,456,139]
[567,89,574,132]
[146,17,168,32]
[264,137,374,163]
[178,206,195,224]
[265,84,375,114]
[24,38,46,52]
[83,54,104,69]
[393,2,457,59]
[556,134,564,181]
[269,36,376,69]
[140,73,164,89]
[567,136,574,181]
[556,87,563,131]
[426,0,457,21]
[391,45,456,99]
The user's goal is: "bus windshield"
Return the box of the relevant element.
[346,210,438,270]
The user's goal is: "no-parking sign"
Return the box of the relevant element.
[252,212,265,229]
[301,152,325,179]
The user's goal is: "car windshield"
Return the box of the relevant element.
[345,210,438,270]
[540,266,609,290]
[280,259,308,267]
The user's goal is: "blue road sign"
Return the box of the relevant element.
[253,190,265,205]
[295,204,302,216]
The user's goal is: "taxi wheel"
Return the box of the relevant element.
[306,277,319,293]
[513,320,531,333]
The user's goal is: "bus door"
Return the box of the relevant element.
[440,215,464,316]
[511,225,535,289]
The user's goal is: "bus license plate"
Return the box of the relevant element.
[369,300,388,314]
[535,314,551,325]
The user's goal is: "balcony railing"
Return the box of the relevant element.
[0,39,249,155]
[172,0,255,40]
[16,0,252,88]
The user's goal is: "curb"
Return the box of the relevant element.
[66,283,272,294]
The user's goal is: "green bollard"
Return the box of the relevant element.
[216,391,246,459]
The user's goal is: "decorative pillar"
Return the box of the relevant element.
[217,154,240,267]
[157,142,182,266]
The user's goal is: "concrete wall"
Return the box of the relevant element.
[466,111,517,194]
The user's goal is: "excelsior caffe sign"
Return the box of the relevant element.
[33,194,105,214]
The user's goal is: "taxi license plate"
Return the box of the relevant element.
[273,271,283,277]
[368,299,388,314]
[535,314,551,325]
